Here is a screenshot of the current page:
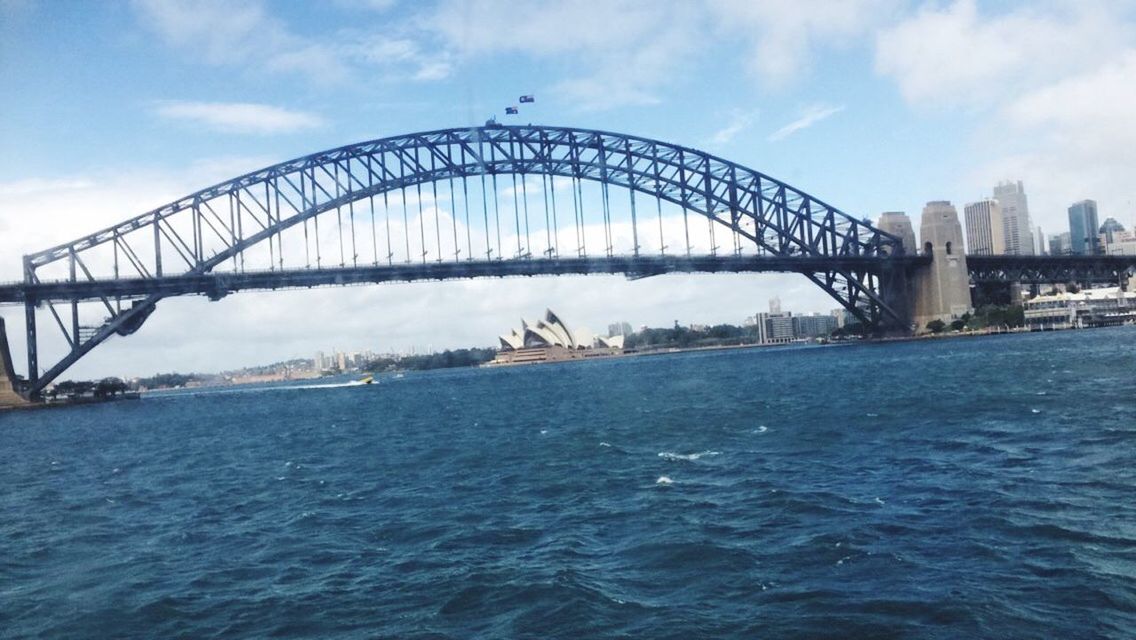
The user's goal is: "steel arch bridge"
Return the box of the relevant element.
[2,124,924,396]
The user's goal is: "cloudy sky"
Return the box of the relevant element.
[2,0,1135,379]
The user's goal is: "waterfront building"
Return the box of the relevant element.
[768,314,794,342]
[993,180,1035,255]
[793,313,837,338]
[1105,229,1136,256]
[1067,200,1100,255]
[492,309,624,365]
[1099,218,1126,244]
[1023,286,1136,330]
[963,199,1005,255]
[755,311,794,344]
[877,211,917,255]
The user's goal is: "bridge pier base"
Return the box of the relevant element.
[912,202,973,332]
[878,261,914,335]
[0,318,29,408]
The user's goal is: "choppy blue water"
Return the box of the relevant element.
[3,328,1135,639]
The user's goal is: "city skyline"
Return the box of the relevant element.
[2,0,1135,378]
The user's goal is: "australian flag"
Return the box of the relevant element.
[519,95,535,103]
[505,106,519,115]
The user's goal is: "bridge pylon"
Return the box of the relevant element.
[0,318,29,408]
[912,202,972,331]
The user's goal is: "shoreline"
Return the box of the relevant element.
[4,323,1130,411]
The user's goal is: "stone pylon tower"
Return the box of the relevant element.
[877,211,918,256]
[875,212,918,333]
[1,317,28,407]
[913,202,972,331]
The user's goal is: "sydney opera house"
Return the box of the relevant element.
[489,309,626,366]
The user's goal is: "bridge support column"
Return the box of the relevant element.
[877,262,914,335]
[912,202,972,332]
[0,318,29,408]
[24,301,38,395]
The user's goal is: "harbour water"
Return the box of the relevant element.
[2,328,1135,638]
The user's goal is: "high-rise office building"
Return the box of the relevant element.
[993,180,1035,255]
[1036,226,1046,255]
[1067,200,1100,255]
[1048,232,1071,256]
[792,313,837,338]
[1099,218,1126,244]
[963,199,1005,255]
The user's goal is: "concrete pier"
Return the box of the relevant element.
[1,318,29,408]
[912,202,973,331]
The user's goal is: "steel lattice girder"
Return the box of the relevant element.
[966,255,1136,284]
[26,126,904,272]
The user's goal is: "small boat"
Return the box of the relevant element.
[358,375,374,385]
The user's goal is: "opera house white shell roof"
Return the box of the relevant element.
[498,309,625,351]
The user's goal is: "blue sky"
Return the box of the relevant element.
[2,0,1135,377]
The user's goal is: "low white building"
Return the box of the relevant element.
[1023,286,1136,330]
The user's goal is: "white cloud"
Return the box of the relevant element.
[423,0,703,110]
[132,0,351,84]
[872,0,1136,231]
[420,0,897,109]
[710,0,902,85]
[875,0,1133,108]
[0,177,95,197]
[339,34,454,83]
[132,0,452,85]
[768,104,844,141]
[975,50,1136,232]
[707,109,760,146]
[153,101,325,134]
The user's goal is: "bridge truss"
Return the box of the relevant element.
[966,255,1136,284]
[5,125,913,395]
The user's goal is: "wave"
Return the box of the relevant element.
[148,379,373,398]
[658,450,721,462]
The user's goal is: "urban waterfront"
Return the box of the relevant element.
[2,328,1134,638]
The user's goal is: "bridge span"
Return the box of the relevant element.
[0,124,1133,400]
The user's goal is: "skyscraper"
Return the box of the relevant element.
[1067,200,1100,255]
[1048,232,1071,256]
[993,180,1035,255]
[963,199,1005,255]
[1099,217,1126,244]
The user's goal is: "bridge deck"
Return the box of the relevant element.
[0,255,930,304]
[966,254,1136,283]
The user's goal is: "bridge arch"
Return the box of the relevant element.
[16,125,912,395]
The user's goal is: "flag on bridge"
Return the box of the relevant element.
[519,95,535,103]
[505,106,519,114]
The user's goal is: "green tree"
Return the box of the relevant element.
[926,319,947,334]
[94,377,128,398]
